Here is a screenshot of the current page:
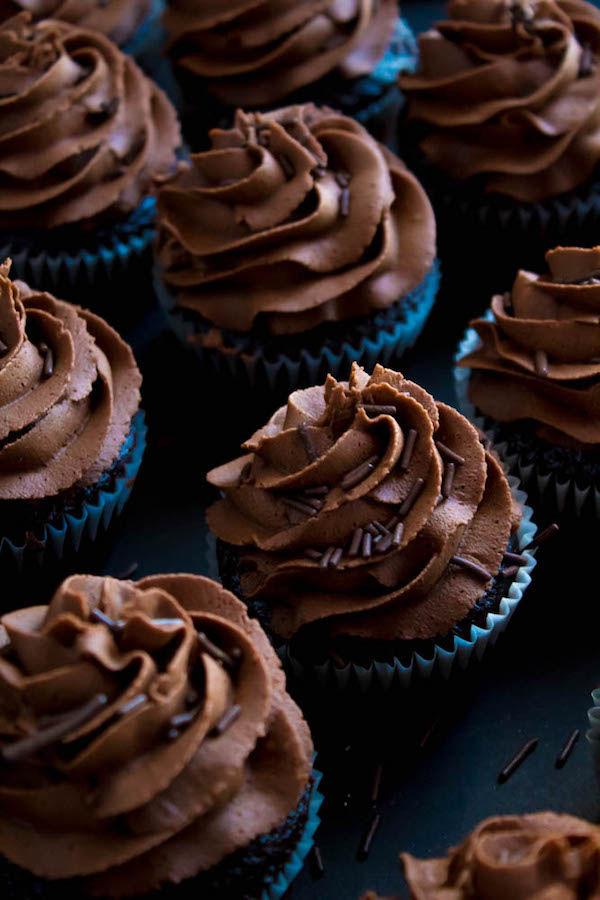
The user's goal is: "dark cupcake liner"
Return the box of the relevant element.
[0,410,147,576]
[0,199,157,332]
[209,475,536,692]
[0,771,322,900]
[455,321,600,519]
[171,17,417,149]
[154,259,440,399]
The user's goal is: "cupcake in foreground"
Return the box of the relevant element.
[206,363,537,689]
[0,14,180,324]
[156,104,439,398]
[456,245,600,517]
[397,812,600,897]
[397,0,600,293]
[0,0,152,47]
[0,573,319,898]
[0,260,145,576]
[163,0,417,141]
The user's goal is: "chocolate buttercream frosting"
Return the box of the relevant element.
[458,246,600,448]
[0,259,141,501]
[164,0,398,107]
[0,573,312,896]
[0,13,180,230]
[398,0,600,203]
[401,812,600,898]
[156,104,436,338]
[207,364,520,643]
[0,0,151,45]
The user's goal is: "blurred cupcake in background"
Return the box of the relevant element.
[155,103,438,412]
[398,0,600,306]
[0,573,321,898]
[0,260,145,582]
[0,14,180,332]
[456,246,600,519]
[162,0,418,145]
[206,363,537,691]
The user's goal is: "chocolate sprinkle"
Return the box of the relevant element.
[399,429,418,471]
[361,531,373,558]
[375,532,393,554]
[371,761,383,803]
[435,441,465,466]
[359,404,397,416]
[501,565,519,578]
[166,727,180,742]
[392,521,404,546]
[522,523,559,551]
[298,422,317,463]
[335,171,351,187]
[304,548,322,561]
[1,693,108,762]
[498,737,538,784]
[399,477,425,518]
[310,845,325,878]
[441,462,455,499]
[213,704,241,737]
[341,455,379,490]
[170,710,198,730]
[43,346,53,378]
[118,694,147,716]
[504,551,528,566]
[339,187,350,217]
[330,547,343,568]
[282,497,318,518]
[534,349,548,377]
[277,153,294,178]
[197,631,237,669]
[348,527,363,556]
[320,546,336,568]
[555,728,580,769]
[358,812,381,860]
[303,486,328,497]
[90,608,123,634]
[451,555,493,582]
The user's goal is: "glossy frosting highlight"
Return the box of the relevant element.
[0,13,180,229]
[0,260,141,500]
[207,364,519,643]
[156,103,436,338]
[399,0,600,202]
[458,246,600,447]
[401,812,600,898]
[164,0,398,107]
[0,0,151,45]
[0,573,312,896]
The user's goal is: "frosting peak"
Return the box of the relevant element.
[0,259,141,500]
[164,0,398,107]
[156,103,436,337]
[401,812,600,898]
[398,0,600,202]
[0,574,312,895]
[207,363,519,643]
[0,13,180,229]
[458,245,600,447]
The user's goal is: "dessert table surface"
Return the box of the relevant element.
[74,2,600,896]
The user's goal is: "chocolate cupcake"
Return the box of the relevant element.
[0,13,180,330]
[162,0,417,145]
[206,363,537,690]
[456,245,600,518]
[155,104,439,407]
[397,0,600,305]
[399,812,600,897]
[0,0,152,48]
[0,260,145,578]
[0,573,321,899]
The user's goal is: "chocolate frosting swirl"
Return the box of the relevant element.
[401,812,600,898]
[0,259,141,501]
[398,0,600,202]
[0,0,151,45]
[458,246,600,448]
[156,104,436,338]
[164,0,398,107]
[0,13,180,229]
[0,573,312,895]
[207,364,520,643]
